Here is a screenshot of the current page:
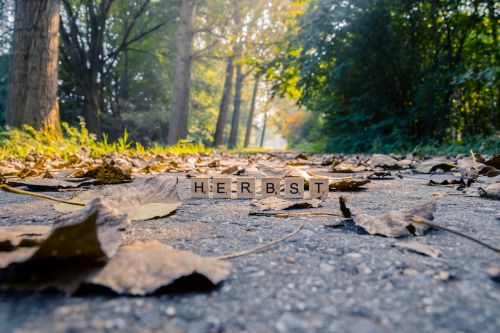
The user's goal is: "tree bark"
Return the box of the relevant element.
[227,62,244,148]
[167,0,196,145]
[260,112,267,147]
[7,0,61,132]
[244,74,260,148]
[213,56,234,147]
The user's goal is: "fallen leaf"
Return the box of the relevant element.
[331,162,367,173]
[329,178,370,190]
[393,241,441,258]
[415,158,456,174]
[83,241,231,295]
[83,161,132,184]
[221,165,245,175]
[0,198,128,292]
[251,196,321,211]
[370,154,401,169]
[339,196,438,237]
[367,171,393,179]
[475,153,500,169]
[54,176,181,221]
[0,225,51,251]
[478,183,500,200]
[7,178,98,191]
[16,168,38,179]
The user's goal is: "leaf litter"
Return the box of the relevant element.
[54,176,181,221]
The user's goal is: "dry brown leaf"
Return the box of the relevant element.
[251,196,321,211]
[370,154,401,169]
[415,158,456,174]
[331,162,367,173]
[0,198,127,292]
[475,153,500,169]
[84,241,231,295]
[329,178,370,191]
[478,183,500,200]
[16,168,38,179]
[221,165,245,175]
[393,241,441,258]
[0,225,51,251]
[339,196,438,237]
[7,178,98,191]
[54,176,181,221]
[83,161,132,184]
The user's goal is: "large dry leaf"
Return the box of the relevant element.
[0,199,127,292]
[331,162,367,173]
[54,176,181,221]
[394,241,441,258]
[478,183,500,200]
[415,158,456,174]
[251,196,321,211]
[0,225,51,251]
[340,197,437,237]
[475,153,500,169]
[83,161,132,184]
[7,178,98,191]
[370,154,401,169]
[84,241,231,295]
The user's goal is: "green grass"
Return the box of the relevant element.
[0,120,212,160]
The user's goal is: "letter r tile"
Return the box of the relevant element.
[236,177,256,199]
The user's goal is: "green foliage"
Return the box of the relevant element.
[0,120,212,160]
[272,0,499,153]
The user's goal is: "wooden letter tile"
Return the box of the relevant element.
[261,177,280,198]
[309,178,329,199]
[284,177,304,199]
[191,177,209,198]
[236,177,256,199]
[212,177,231,199]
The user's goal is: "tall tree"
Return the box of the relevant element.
[167,0,196,145]
[213,55,235,146]
[60,0,165,136]
[7,0,61,132]
[244,74,260,147]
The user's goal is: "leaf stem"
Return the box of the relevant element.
[410,215,499,254]
[0,184,85,206]
[215,225,303,260]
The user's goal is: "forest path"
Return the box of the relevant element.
[0,152,499,333]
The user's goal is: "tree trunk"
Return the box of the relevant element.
[213,56,234,147]
[167,0,196,145]
[84,88,102,136]
[244,74,260,148]
[260,112,267,147]
[227,62,244,148]
[7,0,61,132]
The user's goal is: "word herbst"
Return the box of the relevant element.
[190,177,329,199]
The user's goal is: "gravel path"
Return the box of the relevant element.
[0,173,499,333]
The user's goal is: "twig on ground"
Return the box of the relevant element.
[410,215,499,253]
[249,211,341,218]
[215,225,303,260]
[0,184,85,207]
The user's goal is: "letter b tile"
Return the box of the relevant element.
[261,177,280,198]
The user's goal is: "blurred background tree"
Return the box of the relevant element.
[1,0,497,152]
